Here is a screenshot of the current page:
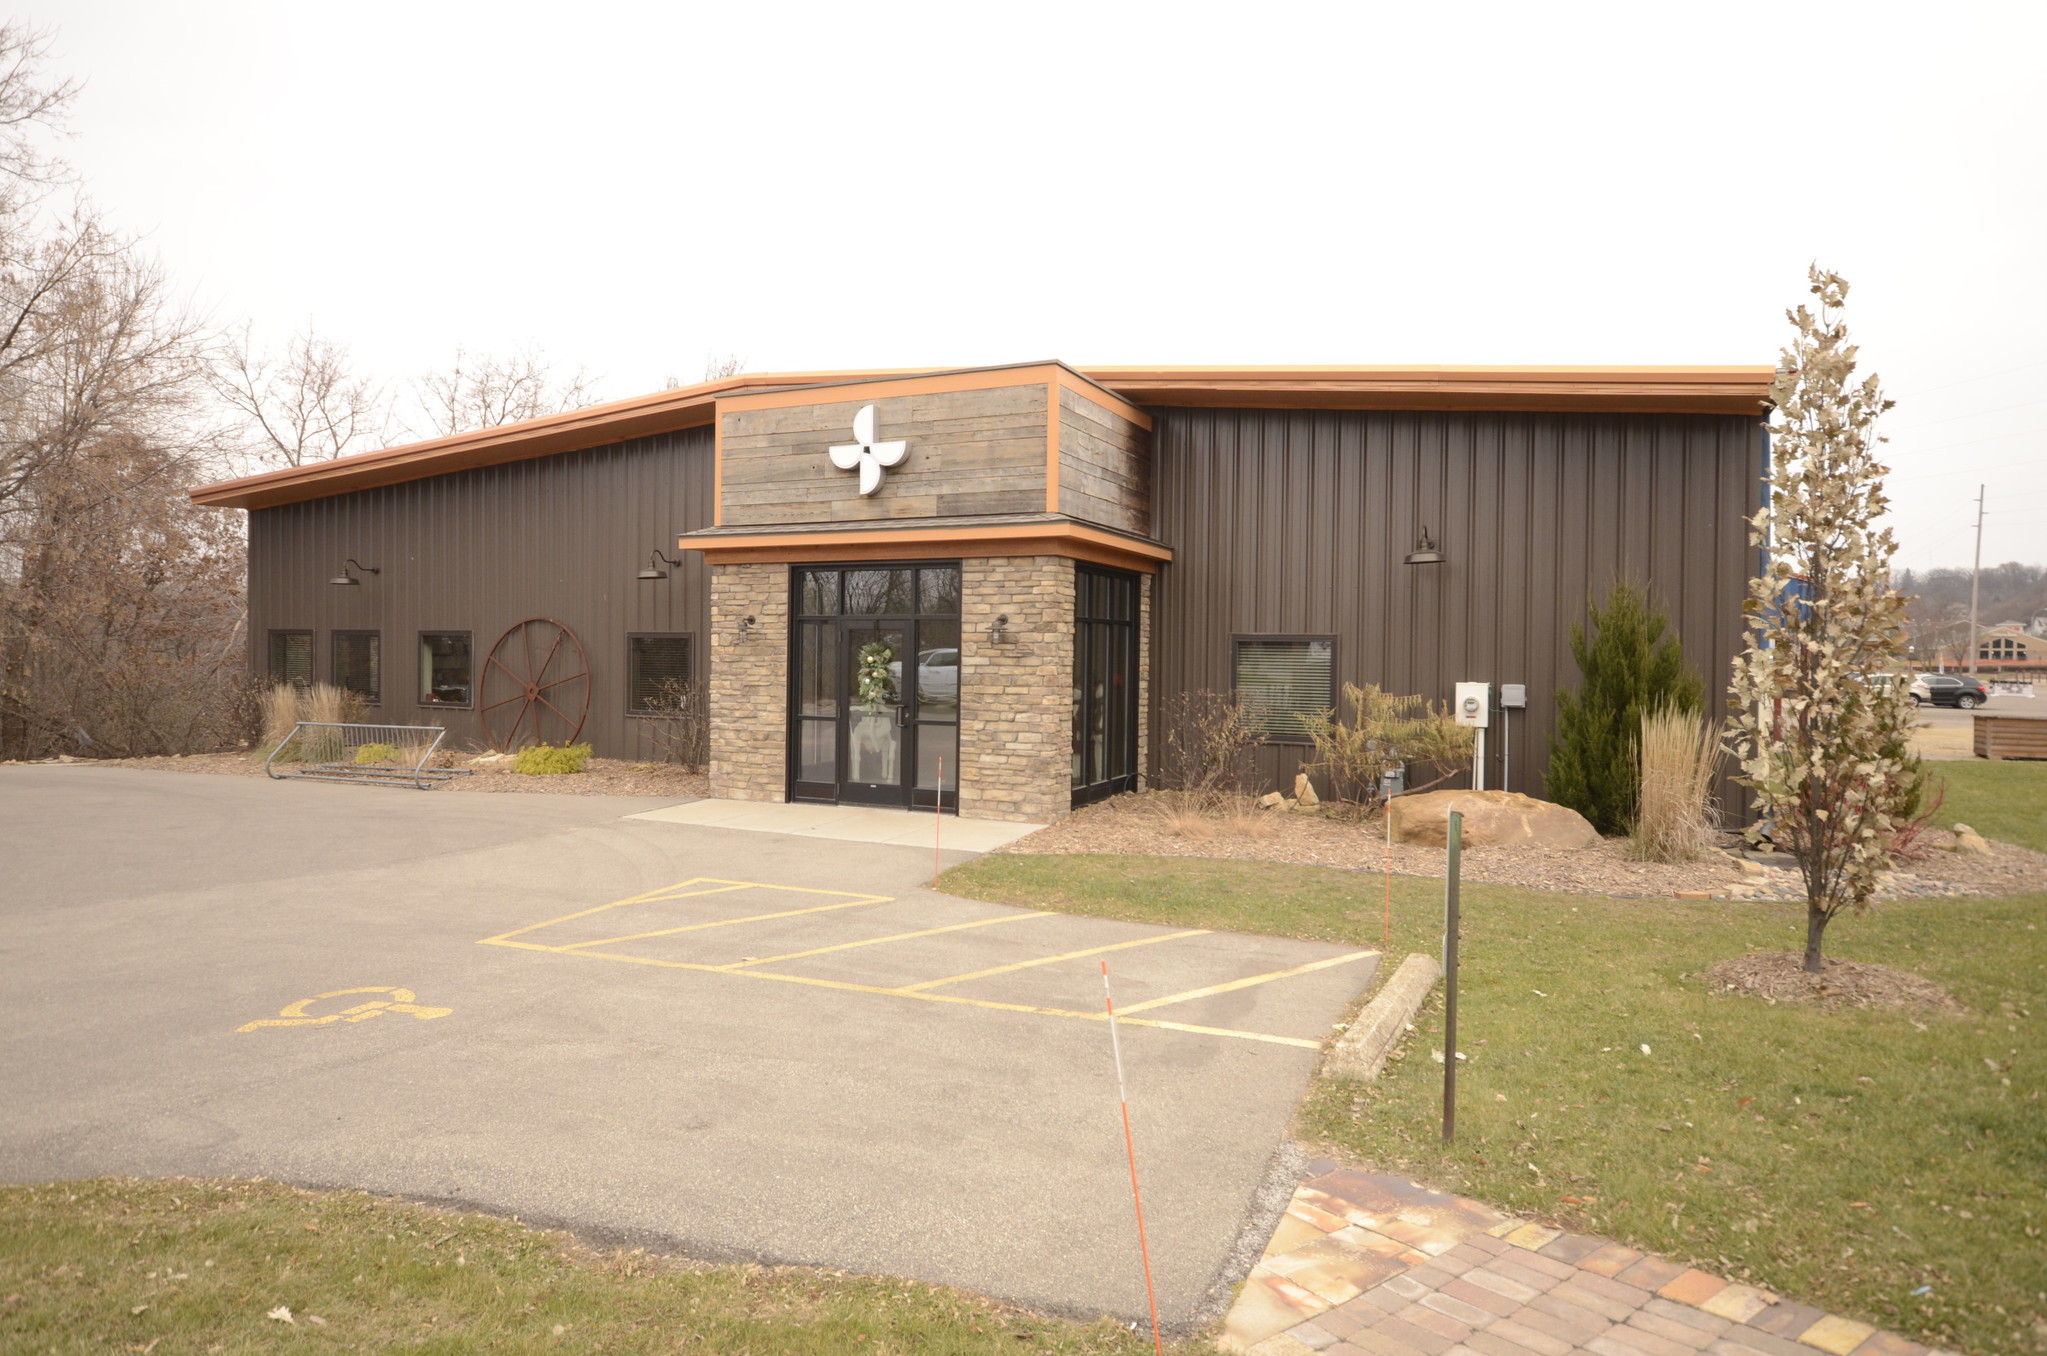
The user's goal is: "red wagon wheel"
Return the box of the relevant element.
[479,618,591,751]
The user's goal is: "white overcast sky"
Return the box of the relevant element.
[29,0,2047,573]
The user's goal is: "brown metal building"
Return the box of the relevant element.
[192,362,1773,822]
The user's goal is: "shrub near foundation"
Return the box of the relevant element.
[512,741,593,775]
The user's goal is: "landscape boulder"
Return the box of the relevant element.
[1387,789,1601,850]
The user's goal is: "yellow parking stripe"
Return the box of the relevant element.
[1114,950,1380,1013]
[478,878,892,946]
[899,929,1211,991]
[556,897,894,951]
[520,943,1324,1049]
[714,912,1050,970]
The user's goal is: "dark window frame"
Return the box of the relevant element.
[1071,564,1142,808]
[331,629,382,705]
[266,629,313,690]
[1232,633,1338,745]
[626,632,696,716]
[417,630,474,709]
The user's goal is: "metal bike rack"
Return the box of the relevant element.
[264,722,475,790]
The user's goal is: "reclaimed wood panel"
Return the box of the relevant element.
[1974,715,2047,760]
[1058,385,1150,535]
[720,385,1049,526]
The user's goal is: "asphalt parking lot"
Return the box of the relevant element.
[0,766,1377,1325]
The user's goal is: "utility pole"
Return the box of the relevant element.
[1967,484,1985,676]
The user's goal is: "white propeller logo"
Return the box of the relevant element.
[827,404,908,497]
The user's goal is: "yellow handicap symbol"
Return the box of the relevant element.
[237,986,453,1034]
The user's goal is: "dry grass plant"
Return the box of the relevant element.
[259,684,300,758]
[1158,691,1257,800]
[1629,705,1723,862]
[639,677,709,771]
[1154,790,1278,841]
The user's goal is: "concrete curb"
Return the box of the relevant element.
[1324,951,1441,1080]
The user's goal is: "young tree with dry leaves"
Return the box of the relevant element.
[1727,267,1918,972]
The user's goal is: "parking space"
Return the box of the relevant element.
[1,767,1378,1328]
[481,876,1376,1049]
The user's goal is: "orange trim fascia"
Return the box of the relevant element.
[1045,382,1061,515]
[191,361,1772,510]
[714,363,1064,415]
[1053,368,1154,430]
[677,522,1171,573]
[189,366,946,510]
[1082,365,1775,416]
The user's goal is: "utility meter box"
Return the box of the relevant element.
[1500,683,1528,710]
[1454,681,1491,728]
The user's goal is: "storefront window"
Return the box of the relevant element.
[267,630,312,690]
[332,631,380,704]
[419,632,472,705]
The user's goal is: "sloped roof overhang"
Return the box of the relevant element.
[189,364,1774,510]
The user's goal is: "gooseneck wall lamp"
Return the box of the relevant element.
[637,550,685,581]
[1403,527,1446,566]
[329,559,379,586]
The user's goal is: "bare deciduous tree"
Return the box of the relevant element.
[0,23,78,194]
[0,24,242,760]
[1727,267,1919,972]
[213,324,388,469]
[412,344,599,438]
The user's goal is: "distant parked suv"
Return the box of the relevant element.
[1911,673,1989,708]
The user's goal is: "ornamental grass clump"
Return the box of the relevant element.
[1628,706,1723,862]
[260,683,300,760]
[512,741,593,775]
[354,742,401,765]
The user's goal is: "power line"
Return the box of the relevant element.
[1885,394,2047,433]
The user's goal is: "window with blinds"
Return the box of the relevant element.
[1234,637,1334,742]
[628,634,694,713]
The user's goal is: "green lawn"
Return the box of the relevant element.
[0,1178,1195,1355]
[1930,759,2047,853]
[942,854,2047,1356]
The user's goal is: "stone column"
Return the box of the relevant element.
[958,555,1074,823]
[707,562,789,803]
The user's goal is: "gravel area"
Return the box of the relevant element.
[39,751,708,799]
[996,791,2047,901]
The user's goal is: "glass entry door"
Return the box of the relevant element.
[1072,565,1139,807]
[790,563,961,811]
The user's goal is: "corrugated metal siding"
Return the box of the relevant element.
[247,428,713,759]
[1148,409,1764,803]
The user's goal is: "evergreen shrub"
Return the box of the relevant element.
[1546,581,1703,835]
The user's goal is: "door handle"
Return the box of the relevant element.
[895,703,910,728]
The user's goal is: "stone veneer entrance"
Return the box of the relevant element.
[708,554,1126,824]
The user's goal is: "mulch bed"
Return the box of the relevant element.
[1704,951,1966,1013]
[996,790,2047,901]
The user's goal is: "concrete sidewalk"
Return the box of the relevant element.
[1224,1165,1951,1356]
[626,796,1042,851]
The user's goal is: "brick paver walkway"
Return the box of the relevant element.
[1221,1162,1951,1356]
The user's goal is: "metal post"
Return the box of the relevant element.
[1967,484,1985,676]
[1501,709,1511,795]
[1442,809,1462,1143]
